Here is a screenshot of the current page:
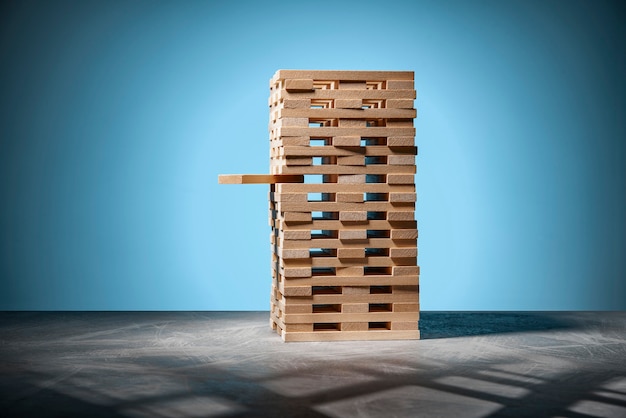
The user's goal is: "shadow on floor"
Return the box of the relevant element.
[419,311,578,339]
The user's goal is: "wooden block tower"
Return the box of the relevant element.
[220,70,419,342]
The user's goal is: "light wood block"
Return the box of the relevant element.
[337,248,365,259]
[285,78,314,92]
[218,174,304,184]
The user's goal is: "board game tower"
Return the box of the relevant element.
[219,70,419,342]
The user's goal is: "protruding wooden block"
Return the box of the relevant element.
[391,229,418,240]
[387,136,415,147]
[387,174,414,185]
[283,99,310,108]
[387,211,414,221]
[283,230,311,240]
[283,286,312,297]
[281,249,310,259]
[337,193,364,203]
[284,267,312,278]
[390,192,416,202]
[285,79,314,92]
[390,247,417,258]
[387,99,414,108]
[218,174,304,184]
[387,80,414,90]
[392,266,420,276]
[283,212,312,223]
[338,248,366,259]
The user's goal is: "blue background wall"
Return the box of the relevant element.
[1,0,624,310]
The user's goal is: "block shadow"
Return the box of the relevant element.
[419,311,579,339]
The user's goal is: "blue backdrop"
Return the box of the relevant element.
[1,0,624,310]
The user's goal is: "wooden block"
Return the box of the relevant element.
[281,249,310,259]
[336,99,362,109]
[387,99,414,108]
[285,78,314,92]
[391,321,418,330]
[283,98,310,108]
[333,136,361,147]
[278,126,416,138]
[387,80,414,90]
[339,119,367,127]
[275,70,413,82]
[280,108,415,119]
[392,285,419,294]
[387,136,415,147]
[337,193,364,203]
[283,230,311,240]
[390,192,416,202]
[282,286,312,297]
[391,229,418,240]
[393,266,420,276]
[275,193,307,202]
[387,211,414,221]
[387,174,414,185]
[285,324,313,332]
[393,303,419,312]
[388,155,415,166]
[218,174,304,184]
[283,304,313,314]
[342,303,369,313]
[275,164,416,175]
[285,311,416,324]
[281,329,420,342]
[337,266,364,276]
[338,155,365,166]
[285,157,313,166]
[338,174,366,184]
[338,248,365,259]
[340,211,368,222]
[280,136,310,146]
[341,322,368,331]
[284,267,312,278]
[278,87,416,99]
[339,230,367,240]
[283,212,312,223]
[389,247,417,258]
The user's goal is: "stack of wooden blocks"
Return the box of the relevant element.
[267,70,419,341]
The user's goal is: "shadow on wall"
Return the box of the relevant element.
[419,311,579,339]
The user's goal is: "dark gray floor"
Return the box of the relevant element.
[0,312,625,417]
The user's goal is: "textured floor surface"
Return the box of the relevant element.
[0,311,625,417]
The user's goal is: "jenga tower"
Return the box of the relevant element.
[220,70,419,342]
